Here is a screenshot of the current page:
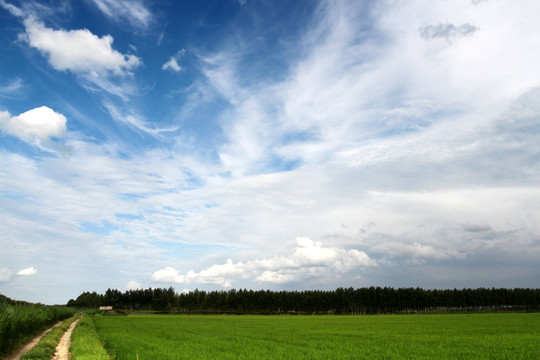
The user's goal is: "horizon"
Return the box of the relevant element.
[1,0,540,305]
[6,285,540,307]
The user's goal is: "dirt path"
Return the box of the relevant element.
[52,319,79,360]
[3,321,62,360]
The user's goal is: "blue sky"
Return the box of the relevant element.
[1,0,539,304]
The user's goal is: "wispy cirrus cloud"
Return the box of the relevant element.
[0,0,70,19]
[170,0,540,286]
[2,0,540,303]
[88,0,154,30]
[103,102,179,137]
[0,78,25,98]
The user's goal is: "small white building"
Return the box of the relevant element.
[99,306,113,310]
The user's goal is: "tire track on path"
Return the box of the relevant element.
[52,318,79,360]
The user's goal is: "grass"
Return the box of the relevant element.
[19,315,79,360]
[70,314,112,360]
[0,303,76,357]
[93,313,540,359]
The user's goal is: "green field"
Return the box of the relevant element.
[93,313,540,359]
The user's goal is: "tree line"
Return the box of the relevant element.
[68,287,540,314]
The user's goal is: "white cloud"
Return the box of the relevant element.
[161,2,540,282]
[0,106,66,142]
[2,0,540,302]
[17,267,37,276]
[103,102,178,136]
[0,0,24,17]
[270,0,540,169]
[195,52,285,176]
[89,0,154,29]
[0,0,70,20]
[126,280,141,290]
[162,58,181,72]
[151,261,242,287]
[6,13,143,99]
[0,78,25,98]
[0,268,13,282]
[371,241,464,261]
[151,267,182,283]
[151,237,376,287]
[162,49,185,73]
[23,18,140,76]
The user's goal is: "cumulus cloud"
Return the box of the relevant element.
[162,58,181,72]
[162,49,185,72]
[152,237,376,287]
[22,18,140,76]
[17,267,37,276]
[0,106,66,143]
[126,280,141,290]
[4,13,143,99]
[152,261,242,287]
[89,0,154,29]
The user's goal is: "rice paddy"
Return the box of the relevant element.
[92,313,540,359]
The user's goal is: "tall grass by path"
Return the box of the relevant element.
[70,314,112,360]
[0,303,76,357]
[93,312,540,360]
[18,315,79,360]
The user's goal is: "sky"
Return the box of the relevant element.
[0,0,539,305]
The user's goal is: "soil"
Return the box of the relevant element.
[52,319,79,360]
[3,321,61,360]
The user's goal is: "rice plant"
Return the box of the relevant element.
[70,314,112,360]
[93,313,540,360]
